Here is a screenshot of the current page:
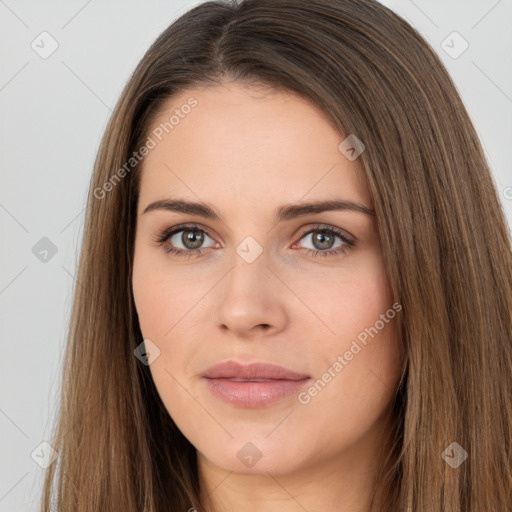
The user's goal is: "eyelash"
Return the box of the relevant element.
[153,222,356,259]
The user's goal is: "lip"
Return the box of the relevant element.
[202,361,311,408]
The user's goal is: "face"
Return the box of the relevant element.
[132,80,403,478]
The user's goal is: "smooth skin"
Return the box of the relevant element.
[132,80,403,512]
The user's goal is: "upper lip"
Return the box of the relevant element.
[202,361,310,381]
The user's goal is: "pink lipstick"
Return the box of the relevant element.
[202,361,311,408]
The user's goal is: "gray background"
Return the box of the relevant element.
[0,0,511,510]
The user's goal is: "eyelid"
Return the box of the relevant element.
[154,222,216,244]
[295,223,356,245]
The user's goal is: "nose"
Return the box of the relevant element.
[214,252,288,339]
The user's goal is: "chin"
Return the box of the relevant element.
[196,433,310,476]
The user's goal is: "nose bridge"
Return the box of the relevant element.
[226,235,270,293]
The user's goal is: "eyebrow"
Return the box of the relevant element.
[143,197,375,222]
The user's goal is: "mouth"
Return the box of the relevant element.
[201,361,312,408]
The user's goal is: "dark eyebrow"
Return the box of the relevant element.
[276,199,375,220]
[142,198,375,221]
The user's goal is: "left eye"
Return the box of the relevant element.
[297,228,348,252]
[154,223,355,258]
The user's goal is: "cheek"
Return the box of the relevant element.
[333,261,395,341]
[132,256,200,420]
[131,248,211,399]
[132,246,197,339]
[285,250,395,347]
[132,273,170,339]
[292,253,401,418]
[336,258,400,379]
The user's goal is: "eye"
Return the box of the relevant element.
[154,223,217,258]
[293,224,355,258]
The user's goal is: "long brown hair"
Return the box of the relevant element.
[41,0,512,510]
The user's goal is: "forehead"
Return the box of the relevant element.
[137,81,370,211]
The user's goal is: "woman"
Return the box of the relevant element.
[41,0,512,510]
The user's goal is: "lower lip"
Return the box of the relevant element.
[203,377,311,408]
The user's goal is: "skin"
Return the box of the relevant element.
[131,80,403,512]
